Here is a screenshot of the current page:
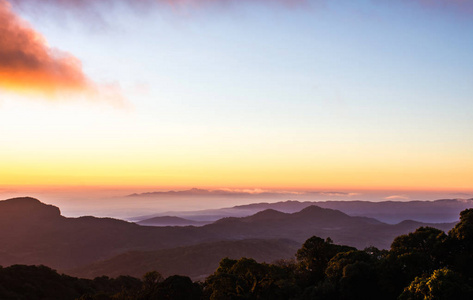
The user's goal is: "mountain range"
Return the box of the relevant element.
[0,197,459,280]
[133,198,473,224]
[137,216,209,226]
[68,239,299,281]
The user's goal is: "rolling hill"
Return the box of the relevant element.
[68,239,299,280]
[0,197,457,278]
[137,216,209,226]
[134,198,473,224]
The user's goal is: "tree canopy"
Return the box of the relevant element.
[2,209,473,299]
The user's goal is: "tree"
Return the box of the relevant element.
[389,227,447,280]
[154,275,202,300]
[449,209,473,242]
[204,257,297,300]
[296,236,355,285]
[448,209,473,278]
[324,250,380,300]
[399,268,473,300]
[138,271,163,299]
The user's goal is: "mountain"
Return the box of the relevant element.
[0,196,60,221]
[201,206,454,249]
[127,188,297,198]
[0,197,457,278]
[134,199,473,224]
[137,216,209,226]
[68,239,299,281]
[318,199,473,223]
[0,197,203,270]
[233,199,473,223]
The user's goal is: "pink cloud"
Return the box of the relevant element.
[0,0,90,95]
[385,195,409,200]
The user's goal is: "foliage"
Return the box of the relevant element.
[3,209,473,299]
[204,257,297,299]
[296,236,355,285]
[399,268,473,300]
[447,209,473,278]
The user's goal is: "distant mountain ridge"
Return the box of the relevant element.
[135,198,473,224]
[137,216,209,226]
[0,197,458,280]
[203,206,454,249]
[127,188,308,198]
[127,188,356,197]
[237,199,473,223]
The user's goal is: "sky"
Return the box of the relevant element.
[0,0,472,206]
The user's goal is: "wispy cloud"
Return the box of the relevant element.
[0,1,90,95]
[127,188,360,198]
[9,0,307,20]
[385,195,409,200]
[0,0,126,105]
[451,192,472,197]
[127,188,302,198]
[10,0,306,9]
[317,192,360,197]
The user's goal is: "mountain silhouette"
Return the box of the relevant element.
[68,239,299,280]
[0,197,456,278]
[138,216,208,226]
[0,196,61,221]
[136,198,473,224]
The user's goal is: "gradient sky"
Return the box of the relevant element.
[0,0,472,193]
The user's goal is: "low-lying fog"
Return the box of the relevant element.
[1,186,471,221]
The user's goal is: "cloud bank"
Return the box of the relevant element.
[385,195,409,200]
[0,0,91,96]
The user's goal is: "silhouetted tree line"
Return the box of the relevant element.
[2,209,473,299]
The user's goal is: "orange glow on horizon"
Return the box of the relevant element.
[1,126,471,194]
[1,161,471,192]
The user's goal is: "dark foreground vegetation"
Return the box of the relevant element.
[2,209,473,299]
